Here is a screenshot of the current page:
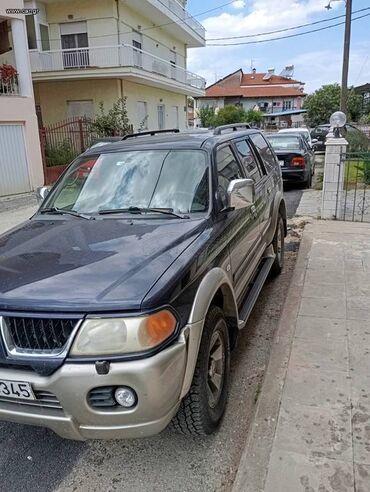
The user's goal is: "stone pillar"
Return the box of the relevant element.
[321,137,348,220]
[11,18,33,97]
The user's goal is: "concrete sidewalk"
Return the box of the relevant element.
[234,220,370,492]
[0,193,37,235]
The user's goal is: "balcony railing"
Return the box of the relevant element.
[0,75,19,96]
[156,0,205,38]
[29,44,206,91]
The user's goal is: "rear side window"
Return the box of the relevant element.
[235,140,263,184]
[216,145,243,208]
[250,133,277,172]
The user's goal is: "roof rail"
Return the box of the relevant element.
[213,123,251,135]
[122,129,180,140]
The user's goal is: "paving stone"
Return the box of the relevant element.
[283,365,350,409]
[347,297,370,321]
[273,403,353,462]
[302,281,345,300]
[307,257,344,272]
[352,401,370,465]
[299,296,346,319]
[354,463,370,492]
[348,321,370,376]
[290,336,348,372]
[265,449,354,492]
[305,268,345,285]
[295,316,346,340]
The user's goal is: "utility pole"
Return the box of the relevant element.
[340,0,352,115]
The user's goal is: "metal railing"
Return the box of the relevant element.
[0,75,18,96]
[29,44,206,90]
[157,0,205,38]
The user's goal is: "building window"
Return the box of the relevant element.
[172,106,179,129]
[67,100,94,120]
[26,15,37,49]
[40,24,50,51]
[137,101,148,130]
[170,49,177,79]
[132,31,143,68]
[60,22,89,68]
[0,20,10,55]
[283,100,292,111]
[157,104,165,130]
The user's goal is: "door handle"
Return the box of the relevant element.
[251,205,258,218]
[267,186,272,194]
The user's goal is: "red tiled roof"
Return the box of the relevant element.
[205,85,305,98]
[240,73,303,86]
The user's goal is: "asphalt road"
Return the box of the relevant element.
[0,188,304,492]
[284,185,304,218]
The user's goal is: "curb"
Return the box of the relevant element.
[232,222,314,492]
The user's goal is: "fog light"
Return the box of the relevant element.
[114,387,136,408]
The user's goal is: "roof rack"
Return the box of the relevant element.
[122,129,180,140]
[213,123,251,135]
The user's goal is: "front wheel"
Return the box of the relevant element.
[171,306,230,436]
[270,214,285,277]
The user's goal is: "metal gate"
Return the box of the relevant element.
[335,152,370,222]
[0,124,31,196]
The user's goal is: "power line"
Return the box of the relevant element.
[206,12,370,46]
[206,6,370,40]
[29,0,237,44]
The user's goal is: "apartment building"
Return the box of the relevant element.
[0,0,44,196]
[1,0,206,132]
[196,67,306,121]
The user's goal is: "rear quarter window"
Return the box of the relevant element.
[249,133,278,172]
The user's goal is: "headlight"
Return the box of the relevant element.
[70,310,177,356]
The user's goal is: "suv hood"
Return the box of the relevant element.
[0,217,206,313]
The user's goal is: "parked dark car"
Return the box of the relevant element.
[311,124,370,152]
[0,125,287,440]
[266,132,314,188]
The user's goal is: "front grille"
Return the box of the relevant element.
[2,317,79,353]
[0,390,63,411]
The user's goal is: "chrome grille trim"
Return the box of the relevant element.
[0,316,82,359]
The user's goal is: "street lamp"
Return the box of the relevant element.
[324,0,352,116]
[330,111,347,138]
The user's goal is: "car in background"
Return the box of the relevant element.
[266,132,314,188]
[310,124,370,152]
[278,127,315,149]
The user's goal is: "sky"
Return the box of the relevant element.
[186,0,370,93]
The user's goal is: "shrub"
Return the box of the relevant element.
[197,105,215,127]
[211,105,248,126]
[46,140,78,167]
[91,97,132,136]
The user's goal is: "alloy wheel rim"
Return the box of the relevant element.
[207,326,225,409]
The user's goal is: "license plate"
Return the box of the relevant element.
[0,380,35,400]
[279,160,285,167]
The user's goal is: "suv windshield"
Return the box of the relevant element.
[267,135,302,151]
[41,150,209,215]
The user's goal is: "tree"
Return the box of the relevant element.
[92,97,132,136]
[211,105,248,126]
[245,108,263,126]
[197,105,215,127]
[303,84,362,127]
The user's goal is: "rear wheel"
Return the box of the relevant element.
[171,306,230,436]
[270,214,285,277]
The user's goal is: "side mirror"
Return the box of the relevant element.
[311,138,318,144]
[36,186,50,204]
[227,179,255,210]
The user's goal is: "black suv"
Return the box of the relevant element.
[0,125,287,440]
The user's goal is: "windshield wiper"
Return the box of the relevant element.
[98,206,189,219]
[39,207,93,220]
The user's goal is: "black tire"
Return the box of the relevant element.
[270,214,285,277]
[171,306,230,436]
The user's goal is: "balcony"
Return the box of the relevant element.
[124,0,205,47]
[29,44,206,96]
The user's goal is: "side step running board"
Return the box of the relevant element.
[238,256,275,329]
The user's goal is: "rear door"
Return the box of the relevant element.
[215,144,261,300]
[248,133,279,239]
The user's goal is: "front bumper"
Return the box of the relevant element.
[0,326,196,440]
